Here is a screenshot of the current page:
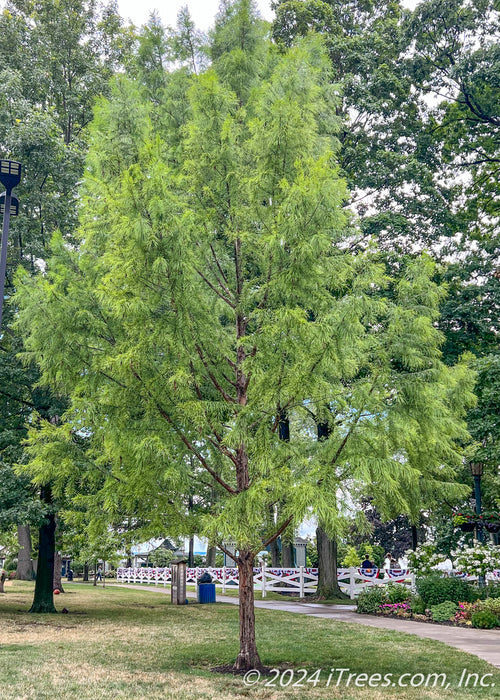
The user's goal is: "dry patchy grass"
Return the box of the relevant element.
[0,581,499,699]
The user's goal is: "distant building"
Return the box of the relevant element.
[223,537,307,567]
[129,538,178,567]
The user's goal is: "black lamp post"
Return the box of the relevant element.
[0,159,22,332]
[470,461,484,544]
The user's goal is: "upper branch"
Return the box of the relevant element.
[130,364,237,495]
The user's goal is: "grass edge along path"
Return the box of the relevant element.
[1,581,499,700]
[114,581,500,669]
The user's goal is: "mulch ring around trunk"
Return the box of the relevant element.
[211,665,282,676]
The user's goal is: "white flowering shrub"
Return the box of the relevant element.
[451,542,500,578]
[405,543,446,576]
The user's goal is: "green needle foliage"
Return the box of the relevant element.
[16,0,474,668]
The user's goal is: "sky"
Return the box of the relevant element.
[117,0,274,31]
[117,0,419,33]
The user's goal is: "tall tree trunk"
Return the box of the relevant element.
[53,551,64,593]
[188,536,194,567]
[315,417,347,598]
[235,551,262,671]
[281,539,294,568]
[83,562,89,581]
[278,414,292,567]
[234,299,261,670]
[0,570,5,593]
[316,525,347,599]
[205,545,216,567]
[187,493,195,566]
[411,524,418,551]
[16,525,34,580]
[268,505,280,566]
[29,485,56,613]
[269,537,280,567]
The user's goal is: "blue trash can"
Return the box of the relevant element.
[198,583,216,604]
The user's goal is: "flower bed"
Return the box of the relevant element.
[356,578,500,629]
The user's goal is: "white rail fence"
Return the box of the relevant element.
[116,566,418,599]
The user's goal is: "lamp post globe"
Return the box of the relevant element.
[0,160,22,194]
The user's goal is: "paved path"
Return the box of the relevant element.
[112,584,500,669]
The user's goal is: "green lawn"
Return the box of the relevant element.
[182,582,352,603]
[1,581,499,699]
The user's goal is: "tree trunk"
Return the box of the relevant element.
[0,570,6,593]
[235,551,263,671]
[315,417,346,599]
[233,303,262,671]
[188,535,194,567]
[316,525,347,599]
[269,538,280,567]
[29,485,57,613]
[277,414,291,568]
[93,559,97,586]
[83,562,89,581]
[281,539,294,568]
[411,525,418,551]
[188,494,195,566]
[53,551,64,593]
[16,524,34,580]
[267,505,280,566]
[205,545,216,567]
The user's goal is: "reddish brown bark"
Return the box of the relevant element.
[234,551,263,671]
[233,293,263,670]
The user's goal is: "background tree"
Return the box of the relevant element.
[0,0,133,607]
[272,0,500,544]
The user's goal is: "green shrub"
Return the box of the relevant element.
[469,584,500,600]
[356,587,387,613]
[430,601,458,622]
[471,585,487,600]
[474,598,500,616]
[471,610,499,629]
[3,557,17,572]
[386,582,410,604]
[343,546,361,568]
[416,575,477,606]
[485,584,500,599]
[410,595,426,615]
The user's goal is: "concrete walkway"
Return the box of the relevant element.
[113,584,500,669]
